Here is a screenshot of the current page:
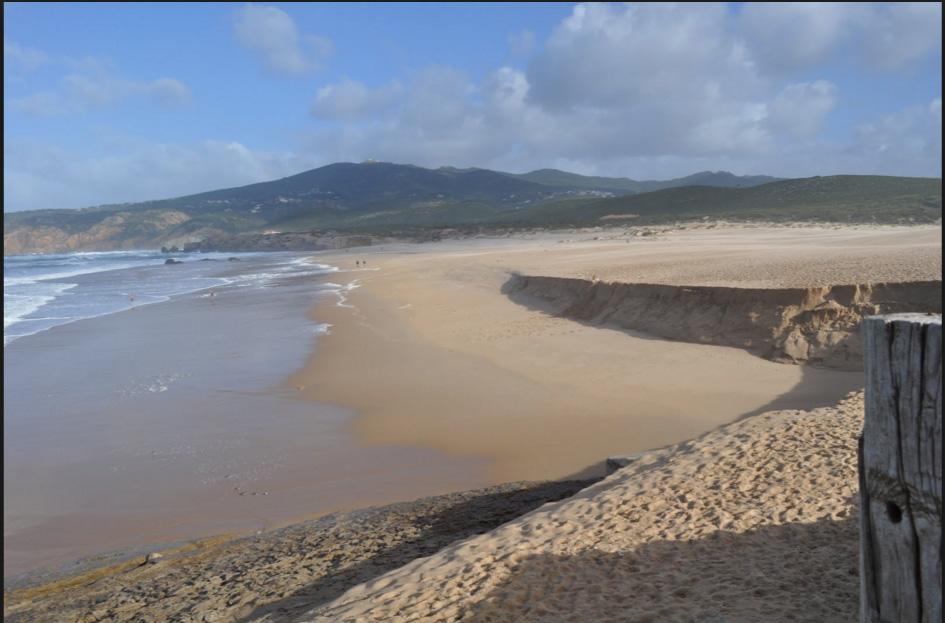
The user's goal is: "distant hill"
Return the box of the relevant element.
[3,163,939,254]
[4,162,578,253]
[512,169,782,194]
[497,175,943,227]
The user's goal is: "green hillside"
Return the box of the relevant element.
[512,169,783,194]
[4,165,940,254]
[497,175,943,227]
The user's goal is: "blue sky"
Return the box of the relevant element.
[4,2,942,212]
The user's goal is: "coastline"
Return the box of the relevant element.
[4,479,596,622]
[288,225,927,482]
[5,224,941,621]
[4,253,487,579]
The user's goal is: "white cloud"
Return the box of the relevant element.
[860,3,942,71]
[5,2,940,213]
[8,92,67,116]
[483,67,529,119]
[5,42,192,111]
[528,3,760,111]
[144,78,192,106]
[9,67,192,116]
[739,3,858,73]
[4,138,316,211]
[849,98,942,174]
[401,66,474,132]
[299,2,939,179]
[234,4,332,75]
[765,81,838,138]
[507,30,536,58]
[4,37,49,71]
[311,79,402,121]
[739,2,942,73]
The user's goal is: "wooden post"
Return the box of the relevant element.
[860,313,942,623]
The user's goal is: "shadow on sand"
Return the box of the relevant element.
[237,480,597,622]
[461,513,860,622]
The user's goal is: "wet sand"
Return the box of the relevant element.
[3,257,487,578]
[4,480,593,623]
[289,225,928,482]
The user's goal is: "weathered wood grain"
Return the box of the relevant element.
[860,313,942,623]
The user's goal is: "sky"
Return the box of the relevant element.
[4,2,942,212]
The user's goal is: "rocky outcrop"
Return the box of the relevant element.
[4,216,382,255]
[505,275,942,370]
[4,211,192,255]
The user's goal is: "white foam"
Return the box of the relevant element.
[2,261,158,287]
[4,254,342,346]
[229,262,338,288]
[3,283,77,330]
[322,280,361,308]
[115,372,184,398]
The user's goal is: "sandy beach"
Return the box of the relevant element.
[3,480,595,623]
[304,391,867,622]
[290,224,938,482]
[4,224,941,622]
[6,1,943,617]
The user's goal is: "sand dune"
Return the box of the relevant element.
[303,392,865,622]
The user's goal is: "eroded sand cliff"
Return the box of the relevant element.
[507,275,941,369]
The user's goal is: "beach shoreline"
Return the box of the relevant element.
[4,224,941,621]
[288,224,941,483]
[3,252,489,579]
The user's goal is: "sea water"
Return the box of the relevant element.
[3,250,486,578]
[3,251,334,345]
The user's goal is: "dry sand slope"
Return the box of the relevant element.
[3,481,594,623]
[303,392,865,623]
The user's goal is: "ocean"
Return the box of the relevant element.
[3,250,328,345]
[3,250,483,578]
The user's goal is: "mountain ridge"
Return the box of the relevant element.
[510,168,782,194]
[4,162,940,254]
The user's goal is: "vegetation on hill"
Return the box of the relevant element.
[511,169,782,194]
[3,162,940,254]
[496,175,943,227]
